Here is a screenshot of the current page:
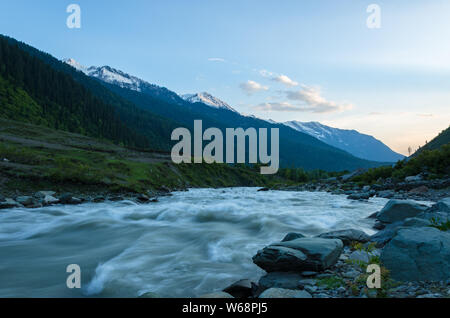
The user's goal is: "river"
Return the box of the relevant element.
[0,188,389,297]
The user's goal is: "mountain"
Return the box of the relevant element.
[415,126,450,154]
[1,35,182,151]
[182,92,237,112]
[65,58,386,171]
[64,58,183,105]
[284,121,405,163]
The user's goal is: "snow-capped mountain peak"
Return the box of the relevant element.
[63,58,90,74]
[182,92,237,112]
[63,58,143,92]
[284,121,405,162]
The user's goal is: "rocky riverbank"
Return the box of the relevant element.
[0,187,180,210]
[202,198,450,299]
[276,172,450,203]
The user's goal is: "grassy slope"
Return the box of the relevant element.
[0,119,284,197]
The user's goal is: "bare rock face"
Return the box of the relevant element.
[252,237,343,272]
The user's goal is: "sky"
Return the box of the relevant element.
[1,0,449,155]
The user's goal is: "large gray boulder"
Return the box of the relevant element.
[258,288,312,298]
[317,229,370,245]
[252,238,343,272]
[381,227,450,282]
[377,200,428,224]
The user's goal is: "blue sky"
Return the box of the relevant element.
[1,0,449,154]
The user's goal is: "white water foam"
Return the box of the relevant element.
[0,188,390,297]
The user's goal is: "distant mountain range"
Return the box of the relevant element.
[284,121,405,162]
[0,34,390,171]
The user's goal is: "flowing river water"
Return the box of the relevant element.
[0,188,390,298]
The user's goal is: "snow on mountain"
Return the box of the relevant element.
[182,92,238,113]
[63,58,144,92]
[284,121,405,162]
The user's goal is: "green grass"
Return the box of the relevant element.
[0,119,284,195]
[430,217,450,231]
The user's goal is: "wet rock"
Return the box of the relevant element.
[428,198,450,213]
[377,190,395,199]
[367,211,379,219]
[370,221,404,247]
[252,238,343,272]
[258,288,312,298]
[347,193,370,201]
[373,221,386,230]
[281,232,305,242]
[0,198,23,209]
[376,200,428,224]
[109,196,124,202]
[317,229,370,245]
[257,187,270,192]
[15,196,34,207]
[93,196,106,203]
[298,279,317,288]
[258,272,304,291]
[381,227,450,282]
[43,195,59,206]
[59,194,82,205]
[223,279,255,298]
[137,194,150,203]
[300,271,318,277]
[402,217,431,228]
[409,186,429,194]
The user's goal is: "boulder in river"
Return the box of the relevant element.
[252,237,343,272]
[43,195,59,206]
[381,227,450,282]
[317,229,370,245]
[59,193,82,205]
[281,232,305,242]
[376,200,428,224]
[15,196,34,207]
[223,279,256,298]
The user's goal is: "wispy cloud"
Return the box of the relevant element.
[208,57,226,62]
[272,75,299,87]
[283,85,353,113]
[259,70,298,87]
[239,80,269,95]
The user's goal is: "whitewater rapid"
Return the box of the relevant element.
[0,188,389,298]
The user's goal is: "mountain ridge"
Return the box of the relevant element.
[284,121,405,163]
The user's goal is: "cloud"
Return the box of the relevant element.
[239,80,269,95]
[208,57,226,62]
[417,113,434,117]
[272,75,299,87]
[259,70,298,87]
[283,85,353,113]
